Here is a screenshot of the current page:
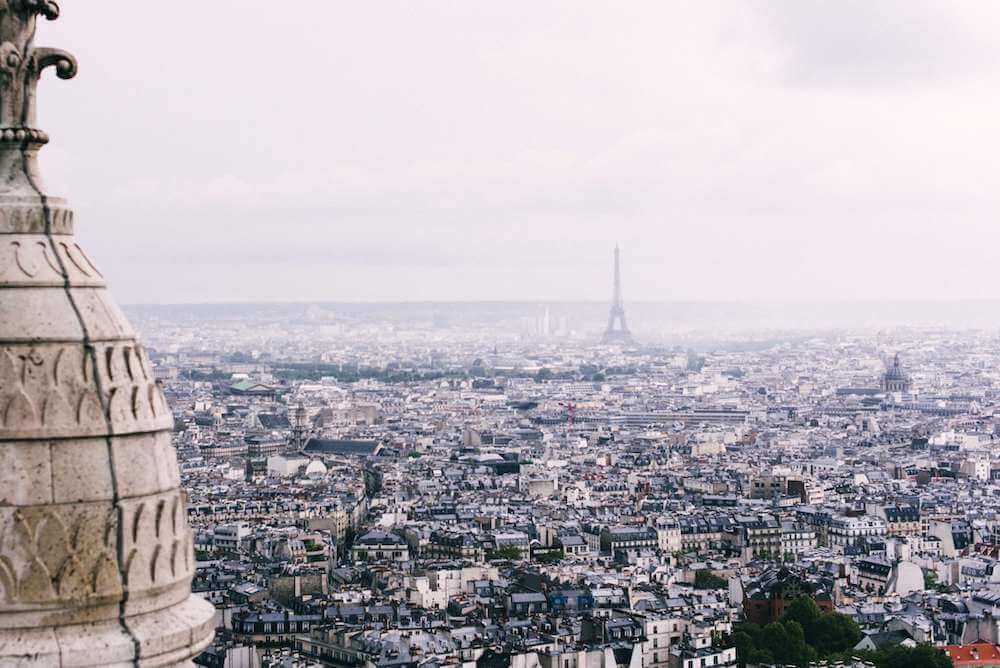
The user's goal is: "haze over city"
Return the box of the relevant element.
[37,2,1000,305]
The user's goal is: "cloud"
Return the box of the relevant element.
[30,1,1000,305]
[749,0,1000,86]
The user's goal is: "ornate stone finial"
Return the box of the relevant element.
[0,0,77,196]
[0,4,215,665]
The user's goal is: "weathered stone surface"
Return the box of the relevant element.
[0,233,102,287]
[0,2,214,665]
[0,340,174,439]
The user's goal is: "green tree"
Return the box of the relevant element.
[780,596,861,656]
[810,609,862,656]
[730,597,864,667]
[750,649,775,666]
[761,622,790,661]
[755,622,816,666]
[850,644,952,668]
[875,645,951,668]
[782,621,818,666]
[535,551,563,564]
[488,545,523,561]
[730,630,756,665]
[784,596,822,634]
[694,570,728,589]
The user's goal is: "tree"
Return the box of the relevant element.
[810,609,862,656]
[694,570,728,589]
[488,545,523,561]
[779,596,861,657]
[535,551,563,564]
[729,597,864,667]
[748,621,816,667]
[730,630,756,663]
[761,623,790,662]
[854,644,952,668]
[781,621,818,667]
[784,597,822,636]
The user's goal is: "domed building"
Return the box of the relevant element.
[881,353,912,393]
[304,458,329,479]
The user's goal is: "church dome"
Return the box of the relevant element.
[881,353,911,392]
[884,355,907,379]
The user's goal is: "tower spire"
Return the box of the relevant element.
[602,244,633,344]
[0,5,214,663]
[613,244,623,308]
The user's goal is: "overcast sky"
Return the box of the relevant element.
[36,2,1000,304]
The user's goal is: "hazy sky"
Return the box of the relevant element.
[37,2,1000,304]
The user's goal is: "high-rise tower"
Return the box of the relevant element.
[602,245,633,344]
[0,5,214,664]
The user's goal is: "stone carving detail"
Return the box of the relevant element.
[0,204,74,234]
[0,234,104,286]
[13,1,61,21]
[0,342,173,438]
[0,490,193,607]
[121,493,192,596]
[0,503,120,604]
[0,0,77,135]
[0,1,215,662]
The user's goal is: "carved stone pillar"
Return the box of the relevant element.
[0,2,215,665]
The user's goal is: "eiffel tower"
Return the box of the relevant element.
[602,245,634,344]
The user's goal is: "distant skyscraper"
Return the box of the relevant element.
[602,245,634,344]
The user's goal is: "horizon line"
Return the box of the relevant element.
[121,297,1000,308]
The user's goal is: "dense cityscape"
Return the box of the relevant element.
[126,283,1000,668]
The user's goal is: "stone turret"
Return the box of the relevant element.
[0,3,214,665]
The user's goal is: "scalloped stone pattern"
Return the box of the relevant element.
[0,341,174,440]
[0,233,102,287]
[0,201,215,665]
